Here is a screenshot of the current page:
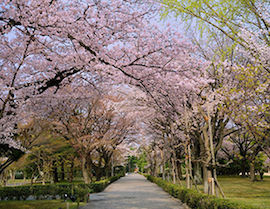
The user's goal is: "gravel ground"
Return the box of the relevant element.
[82,173,187,209]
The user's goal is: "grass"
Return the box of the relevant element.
[218,175,270,209]
[4,179,30,186]
[4,179,29,183]
[178,175,270,209]
[0,199,86,209]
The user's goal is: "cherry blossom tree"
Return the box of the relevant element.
[160,0,270,141]
[218,29,270,163]
[219,130,262,180]
[0,0,193,174]
[42,84,137,183]
[159,0,270,187]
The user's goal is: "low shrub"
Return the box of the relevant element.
[0,174,123,202]
[89,180,109,193]
[145,175,256,209]
[109,175,122,183]
[73,187,88,202]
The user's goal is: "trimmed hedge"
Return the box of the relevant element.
[145,175,256,209]
[0,174,123,201]
[88,179,109,193]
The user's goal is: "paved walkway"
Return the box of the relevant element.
[82,173,187,209]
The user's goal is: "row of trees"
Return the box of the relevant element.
[0,0,269,199]
[1,86,141,185]
[133,0,270,197]
[0,0,185,176]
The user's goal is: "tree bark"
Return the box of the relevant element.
[150,151,157,177]
[250,161,256,181]
[162,159,166,180]
[30,172,35,185]
[176,160,183,180]
[82,156,91,184]
[207,169,214,195]
[68,161,74,183]
[193,161,203,184]
[240,161,247,177]
[203,164,208,193]
[161,149,166,180]
[171,157,176,184]
[185,145,190,189]
[11,170,15,180]
[60,159,65,181]
[94,157,102,181]
[153,150,157,177]
[42,176,45,185]
[53,160,58,183]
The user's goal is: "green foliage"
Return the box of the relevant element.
[0,174,123,201]
[145,175,256,209]
[109,174,123,183]
[0,199,84,209]
[114,165,126,176]
[216,158,246,175]
[160,0,266,40]
[126,155,138,172]
[136,152,148,173]
[89,180,109,193]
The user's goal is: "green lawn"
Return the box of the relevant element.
[5,179,30,183]
[218,176,270,209]
[179,175,270,209]
[0,199,86,209]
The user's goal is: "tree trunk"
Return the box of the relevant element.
[203,164,208,193]
[50,171,54,184]
[96,167,102,181]
[38,166,45,185]
[193,162,203,184]
[240,162,247,177]
[95,158,102,181]
[185,156,190,188]
[30,172,35,185]
[87,158,93,181]
[68,161,74,183]
[171,158,176,184]
[207,169,214,195]
[11,170,15,180]
[176,160,183,180]
[111,153,114,177]
[162,160,166,180]
[150,152,157,177]
[250,161,256,181]
[60,159,65,181]
[82,156,91,184]
[23,171,27,183]
[53,160,58,183]
[249,146,261,181]
[42,176,45,185]
[153,151,157,177]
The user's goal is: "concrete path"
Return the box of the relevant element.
[82,173,187,209]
